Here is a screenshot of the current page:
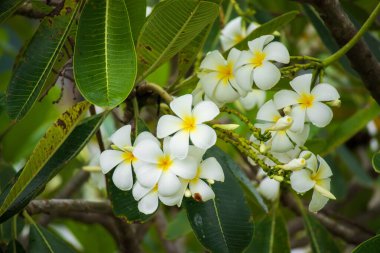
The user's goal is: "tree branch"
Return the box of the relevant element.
[296,0,380,103]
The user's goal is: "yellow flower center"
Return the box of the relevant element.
[152,184,159,192]
[272,115,280,122]
[157,155,173,171]
[298,93,315,108]
[190,167,202,184]
[251,51,266,67]
[122,151,137,163]
[233,34,245,44]
[182,116,197,132]
[217,63,234,85]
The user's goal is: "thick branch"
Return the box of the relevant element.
[297,0,380,103]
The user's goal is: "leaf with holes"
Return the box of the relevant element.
[74,0,137,107]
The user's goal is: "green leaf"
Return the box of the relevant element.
[0,0,24,24]
[136,0,219,80]
[0,102,90,219]
[124,0,146,42]
[231,11,299,52]
[29,225,76,253]
[5,240,25,253]
[6,0,82,120]
[185,147,254,253]
[74,0,137,107]
[246,205,290,253]
[372,151,380,173]
[0,112,106,223]
[165,210,192,240]
[353,234,380,253]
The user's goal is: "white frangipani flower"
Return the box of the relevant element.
[274,74,340,132]
[156,94,219,159]
[220,17,259,51]
[256,168,280,201]
[132,137,197,197]
[255,100,309,153]
[235,35,290,91]
[290,151,335,212]
[191,82,224,108]
[198,49,245,102]
[239,89,266,110]
[99,126,154,191]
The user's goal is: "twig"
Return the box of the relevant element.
[136,82,173,104]
[89,105,105,152]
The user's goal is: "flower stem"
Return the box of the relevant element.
[290,56,321,62]
[322,2,380,67]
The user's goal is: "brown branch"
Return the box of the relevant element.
[296,0,380,103]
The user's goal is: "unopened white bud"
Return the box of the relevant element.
[280,158,306,171]
[207,179,215,184]
[213,124,240,130]
[83,166,102,172]
[111,144,121,151]
[283,106,292,115]
[326,99,341,107]
[269,116,293,131]
[301,151,312,160]
[272,175,284,182]
[184,189,192,198]
[259,142,268,153]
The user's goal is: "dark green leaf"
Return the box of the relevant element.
[246,205,290,253]
[136,0,219,80]
[74,0,137,107]
[0,111,106,223]
[29,225,76,253]
[353,234,380,253]
[0,102,90,220]
[6,0,81,120]
[124,0,146,42]
[165,210,192,240]
[5,240,25,253]
[185,147,254,253]
[0,0,24,24]
[372,151,380,173]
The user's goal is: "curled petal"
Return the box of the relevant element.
[132,182,152,201]
[287,124,309,147]
[311,83,340,102]
[273,90,299,109]
[316,155,333,179]
[135,165,162,188]
[169,130,190,159]
[200,50,226,71]
[110,125,132,149]
[138,191,159,215]
[271,132,294,153]
[257,100,281,122]
[112,162,133,191]
[171,156,198,179]
[190,124,217,150]
[235,50,254,69]
[189,179,215,202]
[289,105,306,133]
[290,169,315,193]
[133,140,163,164]
[309,178,331,212]
[170,94,193,120]
[306,102,333,127]
[239,89,266,110]
[199,157,224,182]
[248,35,274,53]
[263,41,290,64]
[199,72,220,99]
[192,101,219,124]
[100,150,124,174]
[253,61,281,90]
[158,172,181,196]
[290,74,312,94]
[258,177,280,201]
[227,48,242,63]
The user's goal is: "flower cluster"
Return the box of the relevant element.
[100,95,224,215]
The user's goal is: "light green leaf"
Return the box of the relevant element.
[6,0,82,120]
[231,11,299,52]
[136,0,219,81]
[74,0,137,107]
[0,111,106,222]
[124,0,146,42]
[185,147,254,253]
[0,0,24,24]
[0,101,90,218]
[246,204,290,253]
[29,225,76,253]
[372,151,380,173]
[353,234,380,253]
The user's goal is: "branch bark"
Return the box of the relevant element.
[296,0,380,103]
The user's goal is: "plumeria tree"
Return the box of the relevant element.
[0,0,380,252]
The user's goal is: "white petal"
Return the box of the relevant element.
[189,179,215,202]
[213,80,240,103]
[316,155,333,179]
[290,74,312,94]
[134,131,160,146]
[158,171,181,196]
[190,124,217,150]
[227,48,241,63]
[169,130,190,159]
[271,132,294,152]
[112,162,133,191]
[138,191,159,215]
[247,22,259,34]
[132,182,152,201]
[258,177,280,201]
[253,61,281,90]
[306,102,333,127]
[199,157,224,182]
[289,105,306,132]
[192,101,219,124]
[303,151,318,173]
[248,35,274,52]
[309,189,329,213]
[311,83,340,102]
[228,78,246,97]
[199,72,220,99]
[200,50,226,71]
[220,36,235,51]
[290,170,315,193]
[221,17,243,38]
[156,115,183,138]
[170,94,193,120]
[235,50,254,68]
[100,150,124,174]
[239,89,266,110]
[110,125,132,149]
[135,165,162,188]
[159,179,188,206]
[273,90,299,109]
[234,64,254,93]
[287,124,309,146]
[263,41,290,64]
[133,139,163,164]
[171,156,198,179]
[257,100,281,122]
[187,145,207,163]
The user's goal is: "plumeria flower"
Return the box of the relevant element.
[239,89,266,110]
[99,125,155,191]
[220,17,259,51]
[255,100,309,153]
[191,83,224,108]
[257,169,280,201]
[157,94,219,159]
[132,137,197,197]
[235,35,290,91]
[290,151,335,212]
[198,48,245,102]
[274,74,340,132]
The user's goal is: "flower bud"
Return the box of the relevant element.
[213,124,240,130]
[272,175,284,182]
[259,142,268,153]
[280,158,306,171]
[207,179,215,184]
[269,116,293,131]
[283,106,292,115]
[301,151,312,160]
[185,189,192,198]
[326,99,341,107]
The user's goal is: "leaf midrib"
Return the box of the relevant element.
[33,225,55,253]
[212,197,228,251]
[104,0,110,105]
[269,213,276,253]
[305,215,322,253]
